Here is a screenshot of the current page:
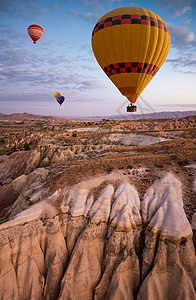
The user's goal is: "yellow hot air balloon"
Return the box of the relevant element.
[91,7,171,112]
[54,92,61,99]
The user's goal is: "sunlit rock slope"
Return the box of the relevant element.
[0,171,195,300]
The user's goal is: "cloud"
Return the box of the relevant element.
[166,23,196,72]
[166,47,196,73]
[0,0,16,12]
[159,0,194,7]
[50,2,60,10]
[82,0,103,10]
[79,80,99,89]
[0,93,52,102]
[0,38,10,45]
[192,40,196,46]
[168,23,194,47]
[173,6,192,16]
[67,0,122,23]
[78,12,100,23]
[166,56,196,73]
[83,0,121,6]
[81,0,122,15]
[0,0,31,18]
[67,6,100,23]
[0,38,105,102]
[67,9,77,16]
[184,18,191,24]
[67,7,100,23]
[104,0,121,2]
[0,0,50,19]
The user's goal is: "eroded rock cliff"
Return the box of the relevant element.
[0,171,195,300]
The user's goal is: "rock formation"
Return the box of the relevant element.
[0,114,195,299]
[0,171,195,300]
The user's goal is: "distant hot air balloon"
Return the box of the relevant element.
[28,24,44,44]
[56,95,65,106]
[91,7,171,112]
[54,92,61,99]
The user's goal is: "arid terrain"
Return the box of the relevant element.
[0,113,196,300]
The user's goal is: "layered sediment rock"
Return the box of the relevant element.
[0,168,50,223]
[0,172,195,300]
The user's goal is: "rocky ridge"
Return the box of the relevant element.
[1,115,195,156]
[0,171,196,300]
[0,115,196,299]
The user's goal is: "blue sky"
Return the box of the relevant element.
[0,0,196,117]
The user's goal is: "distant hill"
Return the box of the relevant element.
[0,110,196,122]
[0,113,70,123]
[68,110,196,121]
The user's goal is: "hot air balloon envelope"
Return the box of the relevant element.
[56,95,65,106]
[28,24,44,44]
[91,7,170,109]
[54,92,61,99]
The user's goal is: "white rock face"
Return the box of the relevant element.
[70,185,91,217]
[1,171,193,242]
[142,172,192,240]
[107,133,168,146]
[67,126,103,133]
[110,183,141,232]
[89,185,114,224]
[68,175,118,218]
[0,191,61,230]
[0,171,195,300]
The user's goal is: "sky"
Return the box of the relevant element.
[0,0,196,117]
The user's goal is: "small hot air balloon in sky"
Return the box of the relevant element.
[28,24,44,44]
[91,7,171,112]
[54,92,61,99]
[56,95,65,106]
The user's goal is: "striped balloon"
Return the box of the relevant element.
[28,24,44,44]
[92,7,170,105]
[56,95,65,106]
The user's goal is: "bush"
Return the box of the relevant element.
[24,143,30,150]
[72,132,77,137]
[7,145,17,155]
[107,166,113,173]
[177,159,189,167]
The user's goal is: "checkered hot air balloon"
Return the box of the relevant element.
[91,7,171,112]
[28,24,44,44]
